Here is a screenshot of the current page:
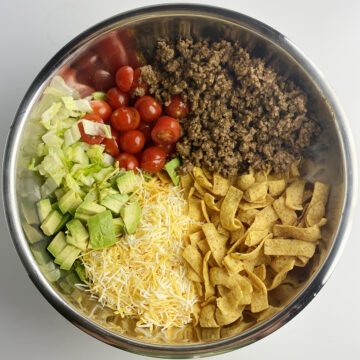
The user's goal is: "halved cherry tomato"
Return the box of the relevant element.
[90,100,112,122]
[151,116,181,145]
[135,95,162,122]
[130,67,149,96]
[119,130,145,154]
[164,95,189,119]
[106,87,129,109]
[116,153,139,173]
[102,128,121,157]
[158,142,176,156]
[116,66,134,93]
[137,121,153,143]
[110,107,140,131]
[78,114,104,145]
[140,146,166,172]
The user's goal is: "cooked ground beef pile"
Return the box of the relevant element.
[139,39,321,176]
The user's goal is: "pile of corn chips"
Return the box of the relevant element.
[181,161,330,338]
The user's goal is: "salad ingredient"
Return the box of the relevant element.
[75,201,106,222]
[164,95,189,119]
[54,245,81,271]
[137,121,153,143]
[116,170,137,194]
[151,116,180,145]
[58,189,83,214]
[110,106,140,131]
[101,193,129,214]
[47,232,67,258]
[119,130,145,154]
[134,95,162,122]
[78,114,104,145]
[102,128,121,157]
[130,67,149,97]
[120,202,141,234]
[92,91,107,101]
[140,146,166,173]
[81,173,198,329]
[106,87,129,109]
[90,100,112,122]
[40,210,64,236]
[66,219,89,251]
[165,157,181,186]
[112,217,125,237]
[36,199,52,223]
[115,153,139,172]
[88,210,116,250]
[115,65,134,92]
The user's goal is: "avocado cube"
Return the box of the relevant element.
[165,157,181,186]
[54,245,81,271]
[22,201,40,225]
[66,219,89,251]
[101,193,128,214]
[87,210,116,250]
[99,187,118,202]
[47,231,67,257]
[113,217,125,237]
[120,202,141,234]
[40,210,63,236]
[30,239,52,265]
[116,171,137,194]
[74,260,87,282]
[58,189,83,214]
[36,199,52,223]
[22,221,43,244]
[75,201,106,222]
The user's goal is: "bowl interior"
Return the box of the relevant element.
[10,7,346,355]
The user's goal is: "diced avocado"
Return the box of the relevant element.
[22,201,40,224]
[47,231,67,257]
[66,219,89,251]
[75,201,106,222]
[58,189,83,214]
[101,193,128,214]
[54,245,81,270]
[113,217,125,237]
[22,221,43,244]
[93,167,114,183]
[99,187,118,202]
[40,210,63,236]
[51,201,59,210]
[74,260,87,282]
[30,239,52,265]
[165,157,181,186]
[116,171,137,194]
[36,199,52,223]
[88,210,116,249]
[54,213,71,234]
[120,201,141,234]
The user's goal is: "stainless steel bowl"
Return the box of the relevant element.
[3,4,357,358]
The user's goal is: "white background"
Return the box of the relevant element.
[1,1,359,359]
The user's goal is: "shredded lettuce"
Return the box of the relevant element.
[81,119,111,138]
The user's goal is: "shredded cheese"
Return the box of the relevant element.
[82,174,199,330]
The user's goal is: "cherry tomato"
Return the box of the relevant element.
[115,66,134,93]
[164,95,189,119]
[94,69,115,92]
[106,87,129,109]
[137,121,153,143]
[158,142,176,156]
[102,128,120,157]
[90,100,112,122]
[110,107,140,132]
[78,114,104,145]
[151,116,181,145]
[119,130,145,154]
[140,146,166,172]
[116,153,139,173]
[135,95,162,122]
[130,67,149,95]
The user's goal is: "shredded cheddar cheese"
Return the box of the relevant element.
[81,173,199,330]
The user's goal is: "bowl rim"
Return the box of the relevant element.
[2,3,358,358]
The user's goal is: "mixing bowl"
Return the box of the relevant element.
[3,4,357,358]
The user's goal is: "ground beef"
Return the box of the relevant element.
[140,39,321,177]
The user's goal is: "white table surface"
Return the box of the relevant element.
[1,0,359,359]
